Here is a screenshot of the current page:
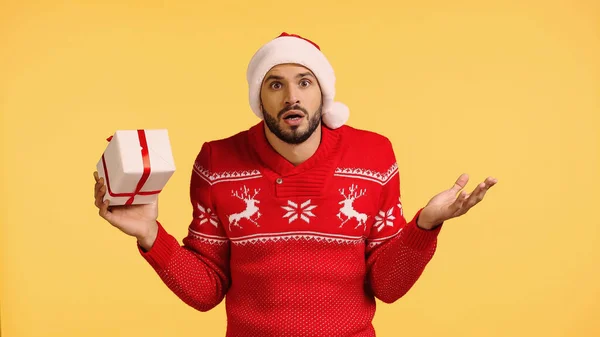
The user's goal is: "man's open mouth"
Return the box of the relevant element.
[282,110,306,120]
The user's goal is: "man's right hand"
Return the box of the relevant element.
[93,171,159,251]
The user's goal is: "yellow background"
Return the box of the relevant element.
[1,0,599,336]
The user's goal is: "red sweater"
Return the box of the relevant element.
[139,122,443,336]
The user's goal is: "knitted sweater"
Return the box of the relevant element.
[139,121,443,337]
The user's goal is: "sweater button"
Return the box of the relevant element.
[276,178,283,184]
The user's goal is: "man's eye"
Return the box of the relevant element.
[270,82,282,89]
[300,79,311,87]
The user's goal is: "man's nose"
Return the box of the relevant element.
[284,86,300,106]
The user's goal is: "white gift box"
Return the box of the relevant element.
[96,129,176,206]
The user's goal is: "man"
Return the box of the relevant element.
[93,32,497,336]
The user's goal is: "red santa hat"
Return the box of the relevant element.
[246,32,350,129]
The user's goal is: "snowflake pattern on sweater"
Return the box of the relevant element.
[139,122,442,337]
[282,199,317,224]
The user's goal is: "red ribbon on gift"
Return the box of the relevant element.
[102,130,162,205]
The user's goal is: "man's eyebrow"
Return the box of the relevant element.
[264,72,315,82]
[297,72,315,78]
[264,74,284,82]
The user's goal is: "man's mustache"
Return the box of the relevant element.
[278,105,308,119]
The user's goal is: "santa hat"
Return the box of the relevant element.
[246,32,349,129]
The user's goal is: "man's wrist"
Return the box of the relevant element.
[137,222,158,251]
[416,215,441,230]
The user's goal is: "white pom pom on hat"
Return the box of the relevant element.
[246,32,349,129]
[323,101,350,129]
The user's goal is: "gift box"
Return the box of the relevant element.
[96,129,176,206]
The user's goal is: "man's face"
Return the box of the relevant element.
[260,64,322,145]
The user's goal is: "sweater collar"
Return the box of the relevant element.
[248,121,342,176]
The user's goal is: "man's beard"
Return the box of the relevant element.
[262,103,322,145]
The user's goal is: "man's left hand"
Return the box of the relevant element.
[417,173,498,230]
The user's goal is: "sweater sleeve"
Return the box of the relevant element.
[365,138,442,304]
[137,142,231,312]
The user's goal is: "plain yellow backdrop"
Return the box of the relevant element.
[1,0,599,336]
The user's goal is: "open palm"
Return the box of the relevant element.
[418,173,498,229]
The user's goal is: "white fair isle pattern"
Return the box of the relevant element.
[188,228,229,245]
[193,164,262,186]
[337,184,369,230]
[368,241,388,248]
[367,228,403,248]
[282,200,317,224]
[398,197,403,216]
[227,186,262,231]
[374,207,396,232]
[230,231,364,246]
[334,162,399,186]
[197,203,219,228]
